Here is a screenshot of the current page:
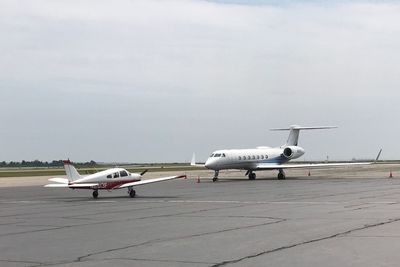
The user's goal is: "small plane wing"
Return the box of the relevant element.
[68,183,99,188]
[255,162,371,170]
[118,174,186,189]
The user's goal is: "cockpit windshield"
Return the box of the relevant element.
[214,153,221,157]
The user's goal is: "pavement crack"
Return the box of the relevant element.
[211,217,400,267]
[107,257,217,265]
[76,218,286,263]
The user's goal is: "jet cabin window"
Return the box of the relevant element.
[113,172,119,178]
[120,170,128,177]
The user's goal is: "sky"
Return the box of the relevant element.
[1,0,400,163]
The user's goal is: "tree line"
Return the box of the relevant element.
[0,160,97,168]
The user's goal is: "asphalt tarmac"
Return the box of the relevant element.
[2,170,400,267]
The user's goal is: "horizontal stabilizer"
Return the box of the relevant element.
[44,184,69,188]
[118,175,186,188]
[270,125,338,146]
[270,125,337,131]
[48,178,69,184]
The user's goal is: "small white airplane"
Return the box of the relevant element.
[192,125,381,182]
[45,160,186,198]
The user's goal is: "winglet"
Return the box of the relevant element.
[375,149,382,162]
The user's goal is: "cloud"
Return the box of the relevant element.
[0,0,399,161]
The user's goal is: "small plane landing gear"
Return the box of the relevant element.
[128,187,136,198]
[129,190,136,198]
[92,190,99,199]
[212,170,219,182]
[277,169,286,180]
[248,172,256,180]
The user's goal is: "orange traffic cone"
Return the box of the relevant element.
[389,170,393,178]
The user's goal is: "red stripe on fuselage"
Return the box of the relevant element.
[69,179,141,190]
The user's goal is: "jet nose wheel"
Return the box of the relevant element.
[129,189,136,198]
[92,190,99,199]
[248,172,256,180]
[277,171,286,180]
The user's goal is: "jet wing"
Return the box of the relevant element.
[255,162,371,170]
[118,175,186,189]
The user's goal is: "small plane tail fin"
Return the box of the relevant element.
[271,125,337,146]
[63,160,81,182]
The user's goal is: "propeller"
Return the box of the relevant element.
[140,169,148,176]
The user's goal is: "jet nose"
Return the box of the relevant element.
[205,158,216,170]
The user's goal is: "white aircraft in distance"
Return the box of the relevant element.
[45,160,186,198]
[192,125,382,182]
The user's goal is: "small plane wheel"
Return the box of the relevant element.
[277,173,286,180]
[92,190,99,199]
[129,190,136,198]
[212,177,218,182]
[249,173,256,180]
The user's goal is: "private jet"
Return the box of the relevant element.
[192,125,381,182]
[45,160,186,198]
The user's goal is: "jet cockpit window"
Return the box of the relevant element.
[210,154,214,157]
[120,170,128,177]
[238,156,241,160]
[214,154,221,157]
[222,153,226,157]
[107,174,112,179]
[113,172,119,178]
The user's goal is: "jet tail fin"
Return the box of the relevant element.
[63,160,82,182]
[271,125,337,146]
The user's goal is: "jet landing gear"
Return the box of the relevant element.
[212,170,219,182]
[248,172,256,180]
[128,187,136,198]
[277,169,286,180]
[92,190,99,199]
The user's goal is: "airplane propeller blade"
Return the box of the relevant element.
[140,169,148,176]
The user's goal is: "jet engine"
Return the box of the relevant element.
[282,146,305,160]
